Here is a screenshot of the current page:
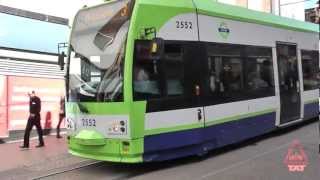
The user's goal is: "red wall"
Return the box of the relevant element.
[6,76,65,131]
[0,75,8,137]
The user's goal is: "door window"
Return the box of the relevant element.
[277,44,299,90]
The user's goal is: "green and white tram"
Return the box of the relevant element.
[61,0,319,162]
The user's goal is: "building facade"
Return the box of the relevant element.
[0,5,69,138]
[218,0,272,12]
[217,0,307,21]
[305,1,320,24]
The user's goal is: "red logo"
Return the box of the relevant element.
[283,140,308,172]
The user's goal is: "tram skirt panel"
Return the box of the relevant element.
[143,112,276,162]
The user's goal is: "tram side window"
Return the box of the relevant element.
[245,47,275,97]
[164,44,184,97]
[207,44,244,96]
[133,41,161,100]
[133,41,184,101]
[301,50,320,90]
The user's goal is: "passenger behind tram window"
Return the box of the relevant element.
[207,58,243,94]
[209,72,217,92]
[220,60,242,92]
[286,56,299,90]
[133,63,160,99]
[247,58,270,90]
[134,64,149,81]
[208,57,221,93]
[260,60,274,87]
[278,54,289,87]
[133,40,161,100]
[245,46,274,93]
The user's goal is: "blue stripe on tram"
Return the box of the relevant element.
[143,112,276,162]
[304,102,319,120]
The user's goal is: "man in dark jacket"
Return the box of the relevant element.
[20,91,44,149]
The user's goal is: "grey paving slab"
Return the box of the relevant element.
[1,120,318,180]
[0,135,93,180]
[41,120,319,180]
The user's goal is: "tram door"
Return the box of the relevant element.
[183,43,207,124]
[276,43,301,124]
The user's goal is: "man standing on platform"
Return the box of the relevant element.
[20,91,44,149]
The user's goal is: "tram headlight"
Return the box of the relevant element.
[108,120,127,135]
[111,124,120,132]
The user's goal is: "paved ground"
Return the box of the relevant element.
[44,120,320,180]
[0,135,97,180]
[0,119,319,180]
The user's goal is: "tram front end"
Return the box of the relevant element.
[64,0,145,163]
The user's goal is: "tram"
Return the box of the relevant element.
[59,0,319,162]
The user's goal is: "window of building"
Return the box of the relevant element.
[218,0,271,13]
[248,0,271,13]
[218,0,247,7]
[301,50,319,91]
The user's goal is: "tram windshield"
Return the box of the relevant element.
[68,0,133,102]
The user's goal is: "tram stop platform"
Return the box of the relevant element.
[0,135,94,180]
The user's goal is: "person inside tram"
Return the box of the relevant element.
[133,62,160,99]
[220,62,241,92]
[134,64,149,81]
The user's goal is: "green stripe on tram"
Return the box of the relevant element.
[145,108,276,136]
[205,108,276,127]
[304,99,319,105]
[145,123,203,136]
[66,102,131,115]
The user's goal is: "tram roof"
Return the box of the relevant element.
[135,0,319,33]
